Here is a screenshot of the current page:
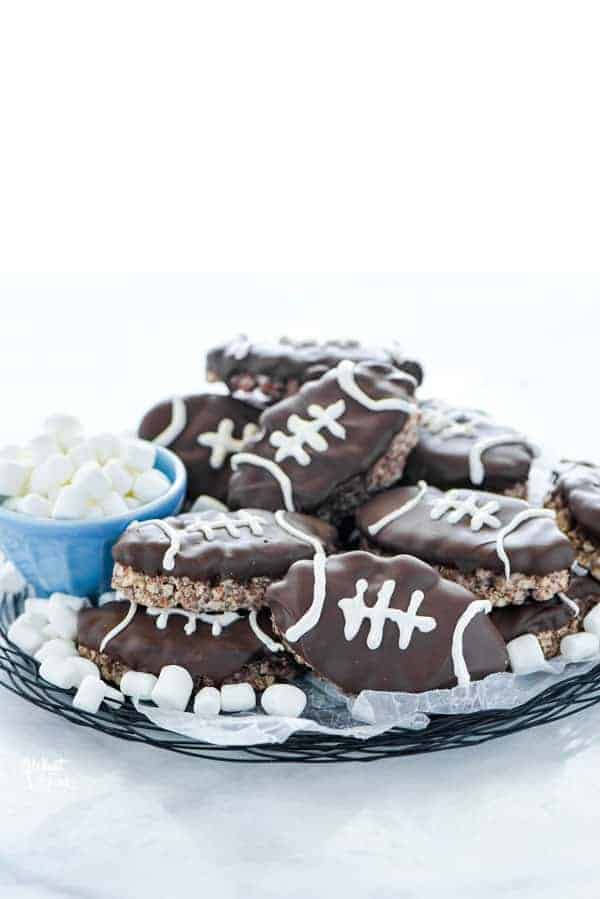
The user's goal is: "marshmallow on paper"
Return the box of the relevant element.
[34,639,78,663]
[72,676,106,713]
[151,665,193,711]
[560,632,600,662]
[261,684,307,718]
[193,686,221,717]
[506,634,550,675]
[220,683,256,712]
[120,670,158,701]
[8,618,45,655]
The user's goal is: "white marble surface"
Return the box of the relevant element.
[1,276,599,899]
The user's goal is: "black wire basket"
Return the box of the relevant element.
[3,592,600,763]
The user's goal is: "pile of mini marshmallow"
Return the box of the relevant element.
[8,591,307,718]
[0,415,170,519]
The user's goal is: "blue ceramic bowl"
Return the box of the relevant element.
[0,446,187,598]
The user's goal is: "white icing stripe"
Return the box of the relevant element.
[231,453,295,511]
[469,434,535,485]
[269,400,346,465]
[557,592,580,617]
[284,552,327,643]
[451,599,491,687]
[99,601,137,653]
[129,518,183,571]
[146,606,242,636]
[495,508,556,581]
[130,512,264,571]
[367,481,428,536]
[335,359,417,415]
[337,581,436,650]
[430,492,501,531]
[273,509,325,556]
[273,510,328,643]
[152,397,187,447]
[197,419,259,469]
[248,610,284,653]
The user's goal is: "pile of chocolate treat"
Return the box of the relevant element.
[76,336,600,710]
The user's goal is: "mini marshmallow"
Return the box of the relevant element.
[8,619,45,655]
[30,453,73,495]
[103,684,125,704]
[0,561,27,594]
[0,444,24,460]
[49,592,90,613]
[120,670,158,701]
[124,495,142,510]
[261,684,307,718]
[25,597,51,619]
[47,603,78,641]
[19,610,50,631]
[151,665,193,711]
[120,438,156,473]
[100,491,128,516]
[87,433,120,465]
[506,634,549,675]
[84,503,104,520]
[132,469,171,503]
[189,495,229,514]
[98,591,117,605]
[0,459,31,496]
[66,657,100,687]
[39,656,77,688]
[220,682,256,713]
[71,461,112,501]
[67,442,95,469]
[193,686,221,717]
[52,485,89,520]
[72,675,106,713]
[103,460,133,496]
[26,434,60,464]
[19,493,52,518]
[583,605,600,639]
[44,415,83,451]
[34,639,78,663]
[560,632,600,662]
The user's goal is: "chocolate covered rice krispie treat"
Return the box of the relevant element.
[138,393,261,503]
[227,360,419,521]
[356,483,574,606]
[78,600,298,691]
[206,336,424,402]
[546,463,600,580]
[112,508,337,612]
[404,399,538,497]
[266,550,508,694]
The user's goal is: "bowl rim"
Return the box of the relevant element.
[0,445,187,533]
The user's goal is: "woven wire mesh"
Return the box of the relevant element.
[3,593,600,763]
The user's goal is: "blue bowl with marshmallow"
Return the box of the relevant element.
[0,418,187,597]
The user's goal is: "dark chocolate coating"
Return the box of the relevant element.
[78,601,278,685]
[404,400,535,491]
[227,362,416,513]
[568,572,600,602]
[356,485,574,576]
[138,393,261,502]
[112,509,338,579]
[490,595,595,644]
[551,463,600,540]
[207,337,424,390]
[266,552,508,694]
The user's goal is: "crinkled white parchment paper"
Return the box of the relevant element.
[135,653,600,747]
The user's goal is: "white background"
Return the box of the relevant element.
[1,1,600,897]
